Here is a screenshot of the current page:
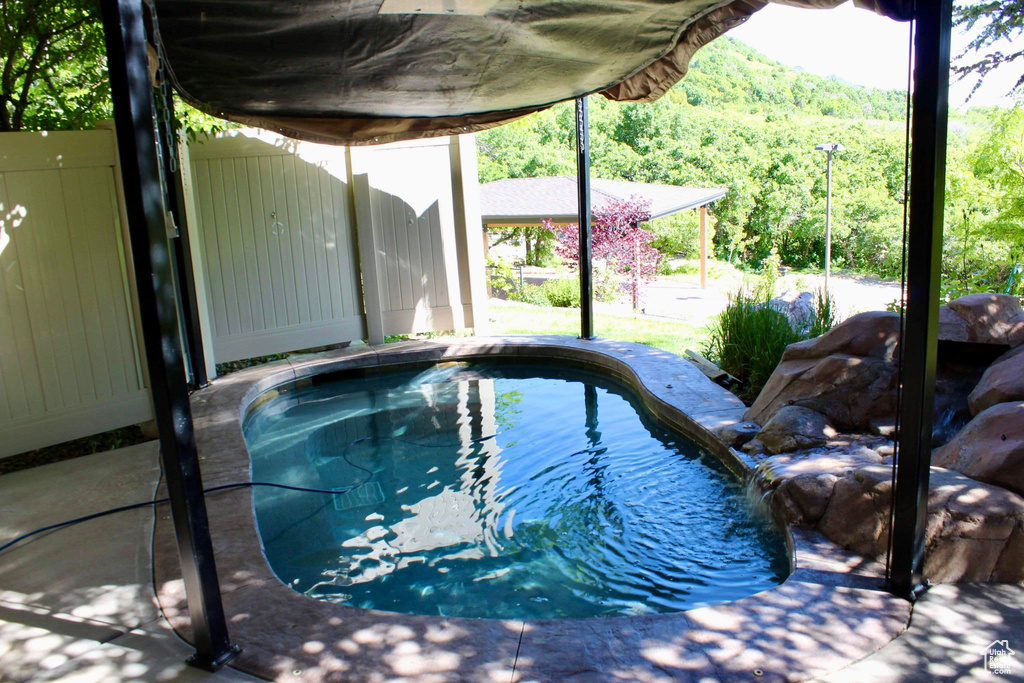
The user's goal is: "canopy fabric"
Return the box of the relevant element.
[153,0,910,146]
[481,176,728,225]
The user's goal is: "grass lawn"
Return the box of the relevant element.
[482,299,709,358]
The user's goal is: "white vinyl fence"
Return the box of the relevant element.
[0,126,486,458]
[0,129,152,456]
[186,133,365,362]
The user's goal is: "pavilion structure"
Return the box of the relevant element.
[480,176,726,288]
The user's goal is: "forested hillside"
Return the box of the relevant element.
[477,37,1023,297]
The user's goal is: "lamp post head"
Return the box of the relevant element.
[815,142,845,153]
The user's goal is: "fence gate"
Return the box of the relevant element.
[186,133,366,362]
[0,130,151,457]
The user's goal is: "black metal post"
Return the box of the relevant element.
[158,91,210,388]
[889,0,952,600]
[575,97,594,340]
[100,0,239,669]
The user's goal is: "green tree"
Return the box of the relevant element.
[0,0,110,131]
[954,0,1024,99]
[0,0,228,138]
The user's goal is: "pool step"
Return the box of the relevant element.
[333,481,385,511]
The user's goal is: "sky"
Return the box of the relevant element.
[727,2,1022,110]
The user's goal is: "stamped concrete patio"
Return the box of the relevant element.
[2,338,1022,681]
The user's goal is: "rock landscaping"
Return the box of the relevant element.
[734,293,1024,584]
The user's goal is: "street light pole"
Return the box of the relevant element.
[824,149,833,289]
[815,142,843,291]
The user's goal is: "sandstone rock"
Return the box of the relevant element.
[741,438,767,456]
[756,406,838,454]
[716,420,761,448]
[783,311,901,362]
[947,293,1024,347]
[757,448,883,484]
[933,401,1024,497]
[745,353,898,432]
[770,291,816,328]
[938,305,969,342]
[967,346,1024,415]
[812,465,1024,583]
[753,439,1024,583]
[745,312,905,431]
[817,466,894,559]
[771,473,840,526]
[924,467,1024,582]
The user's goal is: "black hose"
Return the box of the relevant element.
[0,432,498,555]
[0,479,374,555]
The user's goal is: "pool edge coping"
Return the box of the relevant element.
[159,336,911,682]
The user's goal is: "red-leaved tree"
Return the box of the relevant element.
[547,196,659,310]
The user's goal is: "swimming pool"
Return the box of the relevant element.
[242,361,788,619]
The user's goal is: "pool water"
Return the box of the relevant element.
[243,362,789,619]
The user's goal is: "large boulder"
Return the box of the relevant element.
[755,406,837,454]
[715,420,761,448]
[946,293,1024,347]
[783,310,901,362]
[933,401,1024,497]
[767,462,1024,583]
[745,311,901,432]
[770,291,816,329]
[968,346,1024,415]
[938,305,969,342]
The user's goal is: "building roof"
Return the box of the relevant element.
[480,176,728,225]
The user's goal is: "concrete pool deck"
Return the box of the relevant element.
[1,337,1020,680]
[2,446,1022,681]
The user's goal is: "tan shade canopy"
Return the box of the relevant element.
[154,0,910,146]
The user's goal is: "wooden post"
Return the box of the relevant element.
[699,205,708,289]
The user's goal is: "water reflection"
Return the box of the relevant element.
[244,363,789,619]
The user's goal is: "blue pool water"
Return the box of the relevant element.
[243,362,788,619]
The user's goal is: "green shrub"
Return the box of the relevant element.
[593,265,622,303]
[508,283,550,306]
[650,212,704,258]
[807,288,838,339]
[506,271,621,308]
[885,298,904,315]
[660,261,697,276]
[539,276,581,308]
[486,257,519,297]
[704,290,805,402]
[756,247,782,299]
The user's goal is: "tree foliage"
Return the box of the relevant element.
[0,0,229,138]
[0,0,110,131]
[954,0,1024,100]
[478,36,1024,297]
[550,197,659,309]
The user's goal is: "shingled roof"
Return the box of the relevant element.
[480,176,727,226]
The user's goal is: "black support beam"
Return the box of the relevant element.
[99,0,238,668]
[575,97,594,340]
[889,0,952,600]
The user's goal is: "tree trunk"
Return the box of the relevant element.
[632,231,640,310]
